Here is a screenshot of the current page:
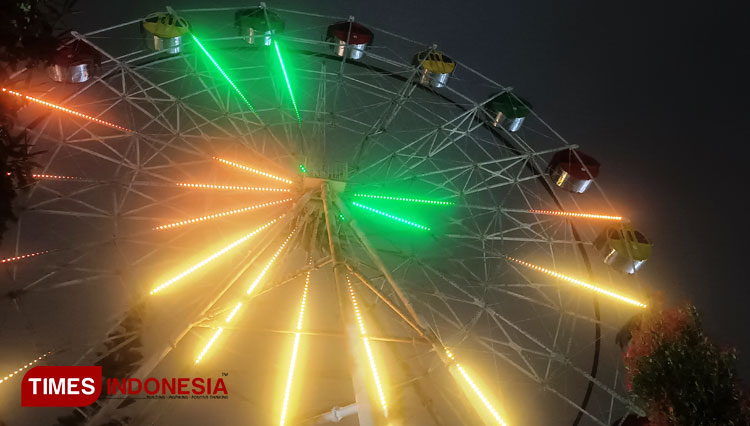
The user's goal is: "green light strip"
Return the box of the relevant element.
[353,193,454,206]
[273,41,301,123]
[351,202,430,231]
[191,34,257,114]
[298,164,307,174]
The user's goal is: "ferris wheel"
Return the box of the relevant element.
[0,4,656,426]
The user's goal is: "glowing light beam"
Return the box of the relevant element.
[507,257,647,308]
[346,275,388,418]
[176,183,290,192]
[32,173,82,181]
[446,349,508,426]
[195,327,223,364]
[279,263,312,426]
[246,228,296,295]
[194,228,298,365]
[1,87,132,132]
[225,302,243,323]
[528,209,622,221]
[273,41,301,123]
[213,157,293,185]
[190,35,258,114]
[150,217,280,295]
[0,352,51,385]
[354,193,454,206]
[154,198,291,230]
[351,202,430,231]
[1,250,49,264]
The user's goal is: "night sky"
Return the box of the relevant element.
[69,0,748,374]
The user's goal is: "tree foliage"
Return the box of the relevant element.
[0,0,76,243]
[624,303,750,426]
[54,303,144,426]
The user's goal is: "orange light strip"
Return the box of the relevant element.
[214,157,293,185]
[154,198,292,230]
[528,209,622,221]
[1,250,50,264]
[507,257,647,308]
[0,352,51,385]
[150,217,281,295]
[176,183,290,192]
[346,275,388,418]
[1,87,132,132]
[32,173,82,181]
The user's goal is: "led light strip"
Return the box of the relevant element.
[213,157,293,185]
[445,349,508,425]
[195,327,223,364]
[190,35,258,114]
[354,193,454,206]
[528,209,622,221]
[225,302,243,323]
[1,250,50,264]
[150,217,281,295]
[279,262,312,426]
[273,41,301,123]
[351,202,430,231]
[0,352,51,385]
[154,198,291,230]
[32,173,81,180]
[176,183,290,192]
[1,87,132,132]
[193,227,298,366]
[346,275,388,418]
[507,257,647,308]
[246,228,297,295]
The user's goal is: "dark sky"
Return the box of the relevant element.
[71,0,749,375]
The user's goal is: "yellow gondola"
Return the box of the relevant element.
[594,223,652,274]
[141,12,190,54]
[412,49,456,88]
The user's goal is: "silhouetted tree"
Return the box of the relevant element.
[0,0,76,242]
[623,303,750,426]
[54,303,144,426]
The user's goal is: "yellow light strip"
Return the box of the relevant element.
[0,352,51,385]
[1,250,49,264]
[1,87,132,132]
[176,183,290,192]
[445,349,508,426]
[225,302,243,323]
[346,275,388,418]
[245,228,296,295]
[195,327,223,364]
[150,217,281,295]
[528,209,622,221]
[154,198,292,230]
[507,257,647,308]
[195,228,298,366]
[279,264,312,426]
[213,157,294,185]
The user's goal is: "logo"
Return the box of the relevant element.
[21,366,229,407]
[22,366,102,407]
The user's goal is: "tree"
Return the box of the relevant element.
[54,303,144,426]
[623,302,750,426]
[0,0,76,243]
